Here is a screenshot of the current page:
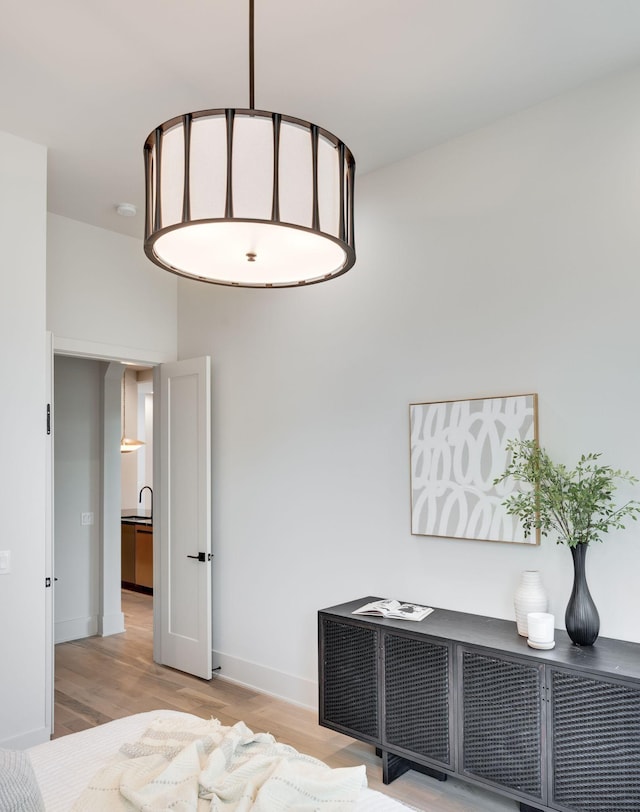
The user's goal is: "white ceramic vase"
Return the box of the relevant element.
[514,570,548,637]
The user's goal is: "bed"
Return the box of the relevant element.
[18,710,419,811]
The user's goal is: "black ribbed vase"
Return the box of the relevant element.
[565,543,600,646]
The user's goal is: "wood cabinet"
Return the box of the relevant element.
[121,522,136,584]
[319,597,640,812]
[121,522,153,594]
[135,526,153,589]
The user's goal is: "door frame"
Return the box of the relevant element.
[48,336,177,721]
[44,332,54,735]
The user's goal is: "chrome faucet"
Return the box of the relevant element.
[139,485,153,521]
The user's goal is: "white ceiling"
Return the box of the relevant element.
[2,0,640,240]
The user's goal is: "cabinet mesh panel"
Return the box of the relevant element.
[321,619,378,739]
[551,670,640,811]
[384,634,450,764]
[462,651,542,798]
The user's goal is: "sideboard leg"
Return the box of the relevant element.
[382,752,411,784]
[382,751,448,785]
[412,761,448,782]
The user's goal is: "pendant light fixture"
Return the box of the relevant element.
[143,0,355,288]
[121,371,144,454]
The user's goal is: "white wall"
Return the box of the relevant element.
[121,367,140,509]
[137,368,154,503]
[53,357,125,641]
[47,213,178,364]
[120,369,154,511]
[0,131,48,746]
[142,389,154,495]
[177,65,640,707]
[53,356,104,643]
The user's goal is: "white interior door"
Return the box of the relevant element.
[157,356,212,679]
[44,332,54,736]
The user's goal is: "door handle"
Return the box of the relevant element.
[186,552,213,562]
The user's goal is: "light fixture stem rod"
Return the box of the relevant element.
[249,0,255,110]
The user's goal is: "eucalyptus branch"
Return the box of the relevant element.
[494,440,640,547]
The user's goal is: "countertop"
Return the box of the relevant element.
[121,509,152,526]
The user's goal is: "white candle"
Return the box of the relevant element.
[527,612,555,644]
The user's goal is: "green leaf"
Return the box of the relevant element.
[494,439,640,546]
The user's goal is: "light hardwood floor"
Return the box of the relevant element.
[54,590,517,812]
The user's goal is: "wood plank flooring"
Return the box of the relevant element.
[54,590,517,812]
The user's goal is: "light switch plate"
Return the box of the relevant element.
[0,550,11,573]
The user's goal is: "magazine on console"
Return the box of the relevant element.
[352,598,434,622]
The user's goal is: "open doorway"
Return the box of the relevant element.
[52,356,155,649]
[51,348,214,720]
[120,365,154,614]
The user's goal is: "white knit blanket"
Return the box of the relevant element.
[71,715,367,811]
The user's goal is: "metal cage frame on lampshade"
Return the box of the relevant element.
[143,2,356,288]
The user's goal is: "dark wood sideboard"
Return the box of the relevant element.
[318,596,640,812]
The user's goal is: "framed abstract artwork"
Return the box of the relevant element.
[409,393,539,543]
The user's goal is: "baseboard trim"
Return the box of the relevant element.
[212,650,317,710]
[54,615,98,644]
[0,725,50,749]
[99,611,126,637]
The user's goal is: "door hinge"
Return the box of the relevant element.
[46,403,51,435]
[45,577,51,588]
